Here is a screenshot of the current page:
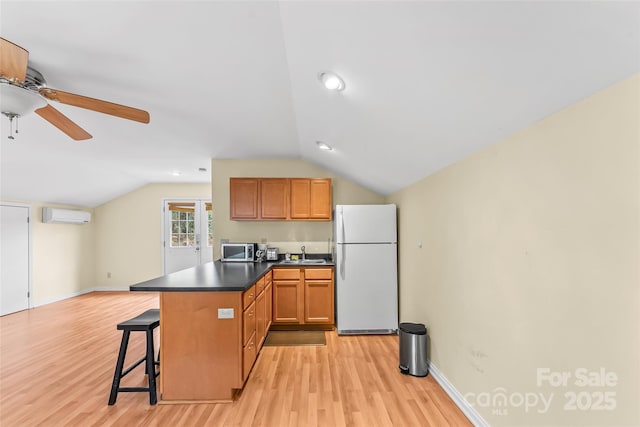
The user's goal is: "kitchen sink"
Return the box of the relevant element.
[278,259,328,265]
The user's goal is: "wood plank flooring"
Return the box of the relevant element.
[0,291,471,426]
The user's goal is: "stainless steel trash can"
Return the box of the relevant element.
[399,322,428,377]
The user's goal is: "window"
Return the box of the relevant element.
[169,202,196,247]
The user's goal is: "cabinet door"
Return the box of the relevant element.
[255,290,266,349]
[309,179,332,219]
[290,178,332,220]
[273,280,302,323]
[243,332,256,381]
[304,280,334,323]
[290,179,310,219]
[243,300,256,346]
[265,283,273,331]
[260,178,289,219]
[230,178,259,220]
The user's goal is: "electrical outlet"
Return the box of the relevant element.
[107,272,112,278]
[217,308,234,319]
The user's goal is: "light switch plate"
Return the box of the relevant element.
[217,308,234,319]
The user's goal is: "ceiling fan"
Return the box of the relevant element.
[0,37,150,141]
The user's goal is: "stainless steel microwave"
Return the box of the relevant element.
[220,243,257,262]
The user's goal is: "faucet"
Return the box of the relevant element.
[301,245,306,260]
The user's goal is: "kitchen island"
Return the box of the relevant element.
[130,259,334,403]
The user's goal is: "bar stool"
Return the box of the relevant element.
[108,309,160,405]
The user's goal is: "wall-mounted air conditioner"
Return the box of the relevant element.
[42,207,91,224]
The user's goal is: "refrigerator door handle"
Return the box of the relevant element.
[339,209,346,279]
[340,244,346,280]
[339,207,346,244]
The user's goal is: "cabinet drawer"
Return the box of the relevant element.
[256,276,266,294]
[265,270,273,286]
[272,268,300,280]
[304,268,333,280]
[243,331,256,381]
[243,301,256,345]
[243,284,256,309]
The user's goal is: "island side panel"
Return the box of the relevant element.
[160,291,243,401]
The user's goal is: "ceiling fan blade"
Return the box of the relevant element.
[35,104,92,141]
[0,38,29,83]
[39,88,150,124]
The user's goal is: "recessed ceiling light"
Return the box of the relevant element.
[316,141,333,151]
[318,71,345,91]
[171,171,181,176]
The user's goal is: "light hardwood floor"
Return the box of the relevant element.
[0,291,471,426]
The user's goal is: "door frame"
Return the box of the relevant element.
[0,202,32,312]
[160,198,212,275]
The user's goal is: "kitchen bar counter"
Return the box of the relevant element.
[129,258,334,292]
[129,258,334,402]
[129,261,274,292]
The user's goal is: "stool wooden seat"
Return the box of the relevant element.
[108,309,160,405]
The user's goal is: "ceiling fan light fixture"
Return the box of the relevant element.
[316,141,333,151]
[318,72,345,91]
[0,83,47,117]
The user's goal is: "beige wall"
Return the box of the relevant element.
[94,183,211,288]
[211,158,385,259]
[1,200,96,306]
[387,74,639,425]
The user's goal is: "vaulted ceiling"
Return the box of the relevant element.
[1,1,638,207]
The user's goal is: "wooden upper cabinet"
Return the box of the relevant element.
[230,177,331,221]
[230,178,259,220]
[309,179,332,220]
[260,179,289,220]
[290,179,310,219]
[290,178,332,220]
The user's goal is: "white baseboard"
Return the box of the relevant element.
[428,362,489,427]
[31,286,132,308]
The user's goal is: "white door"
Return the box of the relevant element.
[163,200,213,274]
[0,204,30,315]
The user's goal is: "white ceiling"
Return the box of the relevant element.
[1,1,638,207]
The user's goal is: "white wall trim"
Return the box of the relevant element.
[428,362,489,427]
[32,288,95,308]
[32,287,133,308]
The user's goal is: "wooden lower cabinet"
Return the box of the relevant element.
[272,267,303,323]
[158,268,331,402]
[272,267,334,327]
[160,291,243,401]
[242,331,256,381]
[265,283,273,330]
[255,290,266,348]
[304,280,334,323]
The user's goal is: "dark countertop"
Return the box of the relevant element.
[130,259,334,292]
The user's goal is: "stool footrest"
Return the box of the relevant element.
[119,387,154,393]
[121,355,147,378]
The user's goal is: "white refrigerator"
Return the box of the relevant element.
[335,204,398,335]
